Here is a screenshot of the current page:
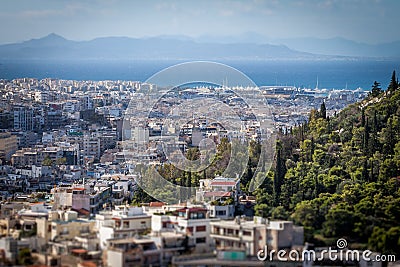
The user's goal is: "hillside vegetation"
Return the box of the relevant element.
[253,71,400,255]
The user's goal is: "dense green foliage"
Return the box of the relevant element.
[253,71,400,254]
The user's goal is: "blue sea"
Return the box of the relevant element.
[0,59,399,90]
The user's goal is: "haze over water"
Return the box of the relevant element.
[1,59,399,90]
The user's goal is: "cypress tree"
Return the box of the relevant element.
[179,177,185,202]
[186,172,192,199]
[382,118,395,156]
[369,110,379,154]
[372,110,378,133]
[320,101,327,119]
[361,108,365,127]
[370,160,375,181]
[363,118,370,155]
[388,70,398,92]
[310,136,315,161]
[327,116,331,133]
[362,159,369,182]
[274,148,285,205]
[245,159,253,185]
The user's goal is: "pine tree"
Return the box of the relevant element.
[370,81,382,97]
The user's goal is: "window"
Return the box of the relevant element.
[243,230,252,236]
[123,221,129,228]
[189,212,205,219]
[186,227,193,234]
[196,237,206,244]
[217,210,226,216]
[196,225,206,232]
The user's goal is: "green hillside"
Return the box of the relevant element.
[254,71,400,255]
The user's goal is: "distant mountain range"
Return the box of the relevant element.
[0,33,399,60]
[275,36,400,57]
[197,32,400,58]
[0,33,313,60]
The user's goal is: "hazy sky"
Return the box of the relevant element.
[0,0,399,44]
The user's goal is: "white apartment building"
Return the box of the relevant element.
[151,207,214,253]
[96,206,152,249]
[210,217,304,256]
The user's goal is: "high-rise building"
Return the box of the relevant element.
[0,132,17,162]
[13,106,34,131]
[83,134,101,160]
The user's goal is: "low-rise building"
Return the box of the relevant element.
[210,217,304,256]
[106,237,160,267]
[196,176,240,202]
[96,206,152,249]
[152,207,213,253]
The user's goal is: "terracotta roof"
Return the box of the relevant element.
[176,207,207,213]
[29,202,44,206]
[72,187,85,191]
[71,249,87,254]
[204,191,232,197]
[150,202,165,207]
[79,261,97,267]
[72,208,90,216]
[210,181,236,186]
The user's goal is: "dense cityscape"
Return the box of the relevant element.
[0,76,377,266]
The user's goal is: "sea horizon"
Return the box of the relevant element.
[1,58,399,90]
